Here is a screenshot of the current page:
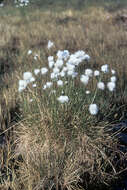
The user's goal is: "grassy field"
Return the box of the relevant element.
[0,1,127,190]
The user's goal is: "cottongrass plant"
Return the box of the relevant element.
[18,43,117,120]
[14,42,122,190]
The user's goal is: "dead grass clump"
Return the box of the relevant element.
[12,118,121,190]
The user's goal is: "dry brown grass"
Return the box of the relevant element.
[12,118,120,190]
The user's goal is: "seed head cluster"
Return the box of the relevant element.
[18,41,117,115]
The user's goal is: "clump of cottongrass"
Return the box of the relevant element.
[16,40,122,190]
[18,41,119,117]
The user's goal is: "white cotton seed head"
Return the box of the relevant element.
[50,72,58,79]
[111,69,116,75]
[85,69,93,77]
[94,70,100,76]
[41,67,48,75]
[57,95,69,103]
[29,77,35,83]
[48,61,54,69]
[62,67,68,72]
[53,67,60,74]
[80,75,89,85]
[32,84,37,87]
[19,80,27,87]
[84,54,90,61]
[0,3,4,7]
[57,50,70,60]
[43,84,47,90]
[18,86,25,92]
[74,50,85,58]
[97,82,105,90]
[55,59,64,68]
[57,80,63,86]
[60,71,65,77]
[110,76,117,82]
[62,50,70,60]
[28,50,32,55]
[34,69,40,75]
[18,80,27,92]
[101,64,109,73]
[57,50,63,59]
[66,63,75,71]
[107,82,116,92]
[67,70,75,76]
[23,72,32,81]
[34,56,38,60]
[48,56,54,62]
[86,90,90,94]
[89,104,98,115]
[46,82,53,88]
[47,40,54,49]
[68,55,78,65]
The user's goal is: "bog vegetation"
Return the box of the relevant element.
[0,0,127,190]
